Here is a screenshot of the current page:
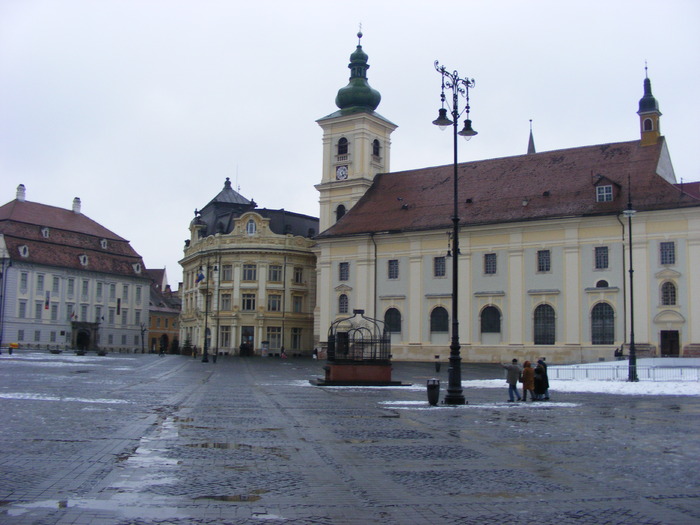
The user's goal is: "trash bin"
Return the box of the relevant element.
[427,378,440,406]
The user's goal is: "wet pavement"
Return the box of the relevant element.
[0,351,698,524]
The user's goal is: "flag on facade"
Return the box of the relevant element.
[117,298,121,315]
[195,272,205,283]
[44,291,50,309]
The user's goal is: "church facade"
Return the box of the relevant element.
[314,36,700,363]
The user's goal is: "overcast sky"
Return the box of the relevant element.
[2,0,699,287]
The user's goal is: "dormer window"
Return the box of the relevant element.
[18,245,29,258]
[41,227,50,238]
[337,138,348,156]
[132,263,142,274]
[246,219,256,235]
[596,185,613,202]
[100,239,108,249]
[78,254,89,266]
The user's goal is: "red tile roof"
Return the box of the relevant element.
[319,138,700,238]
[0,199,146,278]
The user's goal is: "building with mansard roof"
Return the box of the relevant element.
[0,185,151,352]
[179,178,318,357]
[314,35,700,363]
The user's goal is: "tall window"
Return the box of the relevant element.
[221,293,232,311]
[246,219,256,235]
[36,274,45,294]
[434,256,446,277]
[242,293,256,311]
[338,294,349,314]
[293,267,303,284]
[337,137,348,155]
[430,307,449,333]
[268,265,283,282]
[34,301,42,320]
[388,259,399,279]
[109,283,115,300]
[660,242,675,265]
[220,326,231,348]
[372,139,380,157]
[339,262,349,281]
[480,306,501,333]
[591,302,614,344]
[661,282,677,306]
[595,246,609,269]
[596,185,613,202]
[82,280,89,299]
[268,294,282,312]
[384,308,401,333]
[243,264,257,281]
[122,284,129,300]
[20,273,28,292]
[534,304,555,345]
[52,276,60,294]
[267,327,282,350]
[221,264,233,281]
[293,295,303,313]
[18,301,27,319]
[484,253,497,275]
[291,328,302,350]
[537,250,551,272]
[336,205,346,222]
[68,279,76,297]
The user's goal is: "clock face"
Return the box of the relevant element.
[336,165,349,180]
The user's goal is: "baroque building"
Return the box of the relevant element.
[314,37,700,363]
[147,268,181,354]
[179,178,318,356]
[0,185,151,352]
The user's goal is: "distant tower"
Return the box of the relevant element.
[638,67,662,146]
[527,120,536,154]
[315,32,397,233]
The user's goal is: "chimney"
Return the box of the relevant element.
[72,197,81,214]
[16,184,26,202]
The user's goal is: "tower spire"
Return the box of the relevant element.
[527,119,536,154]
[334,31,382,112]
[637,64,662,146]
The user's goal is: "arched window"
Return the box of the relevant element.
[338,294,349,314]
[430,307,449,333]
[643,118,653,131]
[480,306,501,333]
[337,138,348,156]
[591,302,615,344]
[596,280,609,288]
[384,308,401,333]
[336,204,346,222]
[661,281,677,306]
[246,219,256,235]
[372,139,380,157]
[534,304,555,345]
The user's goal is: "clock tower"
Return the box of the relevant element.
[315,32,397,233]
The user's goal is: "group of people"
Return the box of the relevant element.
[502,357,550,402]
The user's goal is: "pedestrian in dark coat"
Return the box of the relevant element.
[521,361,536,401]
[534,362,547,400]
[537,359,550,400]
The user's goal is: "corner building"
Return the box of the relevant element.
[314,37,700,363]
[179,179,318,356]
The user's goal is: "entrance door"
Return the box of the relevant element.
[660,330,679,356]
[241,326,254,356]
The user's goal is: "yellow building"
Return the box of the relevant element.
[314,38,700,363]
[180,179,318,357]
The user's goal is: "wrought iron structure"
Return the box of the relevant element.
[327,309,390,362]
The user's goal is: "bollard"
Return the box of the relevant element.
[427,378,440,406]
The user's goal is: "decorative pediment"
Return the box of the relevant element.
[655,268,681,280]
[335,284,353,293]
[653,309,685,324]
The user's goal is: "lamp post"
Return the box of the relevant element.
[432,61,477,405]
[198,264,217,363]
[623,189,638,382]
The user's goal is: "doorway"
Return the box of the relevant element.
[660,330,679,356]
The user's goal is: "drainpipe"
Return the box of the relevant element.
[371,233,378,319]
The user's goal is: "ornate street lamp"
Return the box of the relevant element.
[432,61,477,405]
[623,186,638,382]
[198,265,217,363]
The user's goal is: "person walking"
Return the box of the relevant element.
[521,361,536,401]
[534,361,547,400]
[502,359,522,402]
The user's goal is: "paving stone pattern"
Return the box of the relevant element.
[0,352,698,524]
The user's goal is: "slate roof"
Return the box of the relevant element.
[318,138,700,238]
[0,198,146,278]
